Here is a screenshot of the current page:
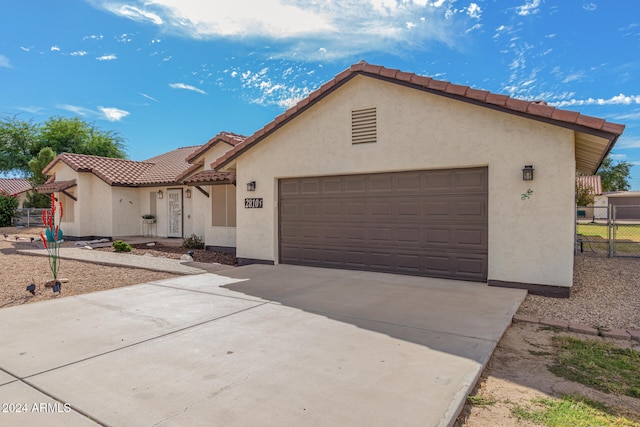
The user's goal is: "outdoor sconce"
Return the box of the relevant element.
[185,189,192,198]
[522,165,534,181]
[157,190,163,199]
[247,181,256,192]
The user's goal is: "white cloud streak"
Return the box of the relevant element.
[551,94,640,108]
[50,45,61,52]
[140,92,159,103]
[98,106,130,121]
[70,51,88,56]
[169,83,207,94]
[0,54,10,68]
[96,54,118,61]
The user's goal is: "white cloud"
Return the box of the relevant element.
[19,46,31,52]
[98,106,130,121]
[0,54,10,68]
[50,45,61,52]
[551,94,640,108]
[96,54,117,61]
[562,71,586,84]
[465,23,482,33]
[70,51,88,56]
[515,0,541,16]
[83,34,104,41]
[103,4,163,25]
[90,0,481,59]
[582,3,597,11]
[57,104,93,116]
[239,66,311,108]
[466,3,481,19]
[139,92,159,103]
[616,137,640,149]
[169,83,207,94]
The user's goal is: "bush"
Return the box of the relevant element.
[0,191,19,227]
[182,234,204,249]
[112,240,132,252]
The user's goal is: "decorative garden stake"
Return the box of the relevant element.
[40,193,64,292]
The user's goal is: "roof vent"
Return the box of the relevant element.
[352,107,377,144]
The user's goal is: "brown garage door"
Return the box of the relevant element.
[609,197,640,220]
[279,167,488,281]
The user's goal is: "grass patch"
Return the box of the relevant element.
[511,395,640,427]
[550,336,640,398]
[466,394,496,407]
[577,223,640,242]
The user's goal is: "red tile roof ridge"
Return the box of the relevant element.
[211,62,625,171]
[186,131,248,164]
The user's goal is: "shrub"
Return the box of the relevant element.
[182,234,204,249]
[0,191,19,227]
[112,240,132,252]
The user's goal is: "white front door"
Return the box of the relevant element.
[167,189,183,237]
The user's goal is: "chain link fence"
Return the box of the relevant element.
[576,205,640,257]
[13,208,45,228]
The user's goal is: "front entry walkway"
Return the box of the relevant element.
[0,265,525,426]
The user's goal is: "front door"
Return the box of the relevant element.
[167,189,183,237]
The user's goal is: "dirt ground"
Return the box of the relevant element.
[455,322,640,426]
[2,226,639,425]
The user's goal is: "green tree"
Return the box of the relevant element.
[597,156,632,192]
[0,115,127,176]
[575,183,595,206]
[0,191,19,226]
[24,147,57,208]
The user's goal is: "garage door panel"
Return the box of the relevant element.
[279,167,488,281]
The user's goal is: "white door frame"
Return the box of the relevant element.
[167,188,183,238]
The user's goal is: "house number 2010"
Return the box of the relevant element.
[244,198,263,209]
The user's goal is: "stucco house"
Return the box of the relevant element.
[0,178,32,208]
[594,191,640,220]
[37,132,242,243]
[206,62,624,296]
[38,62,624,296]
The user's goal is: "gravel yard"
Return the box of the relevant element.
[518,254,640,330]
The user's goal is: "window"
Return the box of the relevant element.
[351,107,377,144]
[60,192,75,222]
[212,185,236,227]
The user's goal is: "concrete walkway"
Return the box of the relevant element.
[17,248,208,275]
[0,265,525,427]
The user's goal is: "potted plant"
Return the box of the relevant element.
[142,214,156,224]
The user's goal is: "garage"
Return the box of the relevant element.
[609,196,640,220]
[279,167,488,281]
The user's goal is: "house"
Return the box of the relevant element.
[205,62,624,296]
[576,175,602,218]
[39,62,625,296]
[0,178,32,208]
[594,191,640,220]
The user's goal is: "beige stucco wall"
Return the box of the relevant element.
[231,75,576,288]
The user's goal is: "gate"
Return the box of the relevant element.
[576,205,640,257]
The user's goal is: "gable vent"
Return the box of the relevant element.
[351,107,377,144]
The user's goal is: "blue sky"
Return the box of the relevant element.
[1,0,639,188]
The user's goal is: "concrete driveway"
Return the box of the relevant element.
[0,265,525,427]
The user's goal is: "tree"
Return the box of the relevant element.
[0,191,19,226]
[575,183,595,206]
[597,156,632,192]
[0,115,127,176]
[24,147,56,208]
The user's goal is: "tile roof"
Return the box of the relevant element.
[182,171,236,185]
[576,176,602,195]
[186,131,246,164]
[43,146,202,187]
[37,179,77,194]
[211,62,625,172]
[0,178,32,195]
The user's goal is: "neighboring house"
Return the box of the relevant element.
[0,178,32,208]
[38,132,243,244]
[207,62,624,296]
[594,191,640,220]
